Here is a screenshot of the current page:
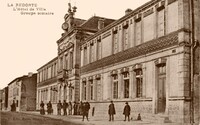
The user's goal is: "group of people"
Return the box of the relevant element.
[40,100,131,122]
[39,100,91,121]
[108,101,131,121]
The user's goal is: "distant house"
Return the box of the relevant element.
[8,73,37,111]
[1,87,8,110]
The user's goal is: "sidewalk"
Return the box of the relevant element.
[22,111,184,125]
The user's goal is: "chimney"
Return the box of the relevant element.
[125,8,132,15]
[28,72,33,77]
[98,18,104,30]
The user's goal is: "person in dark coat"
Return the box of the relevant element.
[78,101,83,115]
[40,101,45,115]
[57,100,62,115]
[62,100,68,115]
[73,101,78,115]
[123,102,131,121]
[82,102,90,121]
[108,101,116,121]
[47,101,52,114]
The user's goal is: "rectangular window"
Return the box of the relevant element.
[135,69,143,97]
[157,9,165,37]
[113,75,118,99]
[135,21,142,45]
[96,80,101,101]
[83,82,87,100]
[123,72,129,98]
[90,80,94,100]
[90,44,94,63]
[167,1,178,33]
[65,54,68,69]
[143,13,154,42]
[60,57,63,70]
[113,32,118,54]
[97,40,101,60]
[123,28,129,50]
[84,47,87,65]
[113,81,118,99]
[70,52,73,69]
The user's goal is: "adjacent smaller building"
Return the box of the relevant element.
[8,73,37,111]
[0,87,8,111]
[0,89,2,110]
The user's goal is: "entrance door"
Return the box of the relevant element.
[157,76,166,113]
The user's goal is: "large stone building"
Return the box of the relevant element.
[36,3,115,114]
[8,73,37,111]
[35,0,200,123]
[80,0,200,123]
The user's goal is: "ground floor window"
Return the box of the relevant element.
[113,81,118,99]
[82,82,87,100]
[135,69,143,98]
[124,79,129,98]
[90,80,94,100]
[96,80,101,101]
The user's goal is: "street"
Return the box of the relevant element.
[0,111,86,125]
[0,111,186,125]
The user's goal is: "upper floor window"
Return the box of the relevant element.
[83,47,87,65]
[60,57,63,70]
[135,15,142,46]
[97,39,101,60]
[123,27,129,50]
[70,52,73,69]
[113,31,118,54]
[90,43,94,63]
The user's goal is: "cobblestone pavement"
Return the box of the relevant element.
[0,111,191,125]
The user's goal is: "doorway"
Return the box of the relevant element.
[157,65,166,113]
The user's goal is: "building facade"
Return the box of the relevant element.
[80,0,200,123]
[36,57,58,112]
[36,3,115,114]
[8,73,37,111]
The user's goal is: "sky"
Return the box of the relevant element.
[0,0,150,89]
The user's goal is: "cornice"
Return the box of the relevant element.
[37,77,57,87]
[81,31,179,74]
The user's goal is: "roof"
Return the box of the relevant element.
[73,18,86,27]
[37,56,58,71]
[80,16,115,31]
[8,73,37,86]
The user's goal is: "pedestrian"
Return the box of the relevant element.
[73,101,78,115]
[57,100,62,115]
[40,101,45,115]
[123,102,131,121]
[10,100,16,112]
[47,101,52,114]
[78,101,83,115]
[62,100,68,115]
[108,101,116,121]
[82,102,90,121]
[68,101,72,115]
[85,102,90,120]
